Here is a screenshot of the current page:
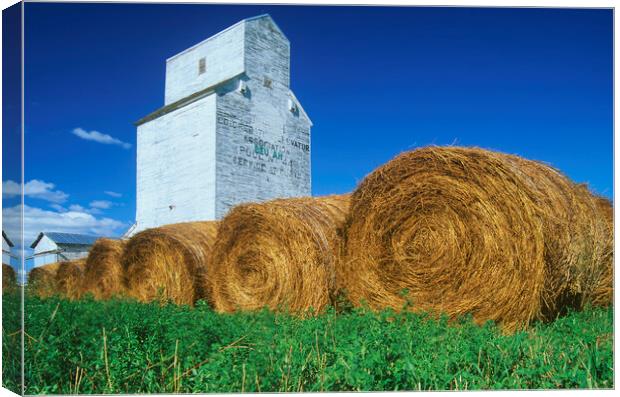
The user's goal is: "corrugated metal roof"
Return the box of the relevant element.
[30,232,101,248]
[45,232,100,245]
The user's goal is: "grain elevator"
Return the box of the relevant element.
[132,14,312,233]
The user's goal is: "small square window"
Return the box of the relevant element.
[198,58,206,75]
[263,77,272,89]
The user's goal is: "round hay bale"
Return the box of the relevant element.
[589,194,613,307]
[503,162,610,319]
[82,238,126,300]
[341,146,562,332]
[55,259,86,300]
[28,262,61,298]
[3,263,17,293]
[122,221,218,305]
[208,195,350,314]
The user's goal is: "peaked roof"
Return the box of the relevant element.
[245,14,288,41]
[289,91,313,126]
[166,14,287,62]
[30,232,101,249]
[2,230,14,247]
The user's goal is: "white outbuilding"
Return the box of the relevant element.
[2,230,16,266]
[30,232,99,267]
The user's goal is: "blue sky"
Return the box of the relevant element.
[2,3,613,247]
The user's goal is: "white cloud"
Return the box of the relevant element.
[89,200,113,209]
[49,203,66,212]
[67,203,107,215]
[68,204,100,215]
[72,127,131,149]
[2,180,20,197]
[2,204,126,247]
[104,191,122,198]
[2,179,69,203]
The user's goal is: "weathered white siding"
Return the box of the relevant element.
[32,235,57,256]
[32,248,89,267]
[215,90,310,217]
[165,21,245,105]
[31,235,56,267]
[134,15,310,232]
[213,16,309,217]
[244,16,290,88]
[33,253,58,268]
[136,94,217,230]
[58,250,90,261]
[2,235,11,265]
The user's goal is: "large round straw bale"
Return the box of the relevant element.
[28,262,61,298]
[82,238,126,300]
[122,221,218,305]
[503,161,610,319]
[343,146,591,332]
[589,194,613,307]
[55,259,86,300]
[3,263,17,293]
[208,195,350,314]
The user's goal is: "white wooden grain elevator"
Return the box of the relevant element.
[132,14,312,233]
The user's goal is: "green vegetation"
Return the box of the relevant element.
[2,293,613,393]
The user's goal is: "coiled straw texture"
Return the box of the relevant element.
[341,146,610,332]
[122,221,218,305]
[28,262,61,298]
[82,238,126,300]
[209,195,350,314]
[55,259,86,300]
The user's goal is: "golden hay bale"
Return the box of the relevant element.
[55,259,86,300]
[28,262,61,298]
[82,238,126,300]
[122,221,218,305]
[208,195,350,314]
[2,263,17,293]
[341,146,610,332]
[589,194,613,307]
[504,161,611,319]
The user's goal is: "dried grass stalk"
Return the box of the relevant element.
[55,259,86,300]
[209,195,350,314]
[503,161,611,319]
[28,262,61,298]
[122,221,218,305]
[589,194,613,307]
[341,146,611,332]
[82,238,126,300]
[2,263,17,293]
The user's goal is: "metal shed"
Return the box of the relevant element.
[30,232,100,267]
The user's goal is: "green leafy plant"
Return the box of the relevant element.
[1,292,613,393]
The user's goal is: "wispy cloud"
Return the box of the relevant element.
[3,179,128,251]
[3,204,126,247]
[3,180,21,198]
[48,201,115,215]
[49,203,66,212]
[104,191,122,198]
[3,179,69,203]
[72,127,131,149]
[89,200,113,209]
